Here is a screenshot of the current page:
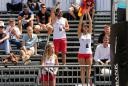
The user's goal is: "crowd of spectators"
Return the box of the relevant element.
[0,0,113,85]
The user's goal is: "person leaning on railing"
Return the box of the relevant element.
[40,42,59,86]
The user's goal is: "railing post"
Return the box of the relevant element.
[111,0,115,24]
[126,0,128,21]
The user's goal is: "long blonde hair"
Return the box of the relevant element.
[41,42,55,63]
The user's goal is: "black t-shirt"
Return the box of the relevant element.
[36,11,50,24]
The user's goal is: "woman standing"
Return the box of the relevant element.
[40,42,59,86]
[77,12,93,85]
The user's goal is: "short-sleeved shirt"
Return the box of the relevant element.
[36,11,50,24]
[22,33,38,48]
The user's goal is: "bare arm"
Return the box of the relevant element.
[40,57,45,65]
[11,29,21,39]
[87,12,93,33]
[28,14,34,21]
[54,55,59,75]
[36,16,40,24]
[77,16,84,38]
[64,19,69,31]
[1,33,9,41]
[18,16,23,33]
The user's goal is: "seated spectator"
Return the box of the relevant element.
[40,42,59,86]
[6,0,23,12]
[0,21,10,55]
[18,4,34,33]
[34,3,53,33]
[6,19,22,49]
[94,35,110,65]
[98,25,110,43]
[27,0,40,11]
[20,26,38,65]
[94,35,111,78]
[69,0,81,20]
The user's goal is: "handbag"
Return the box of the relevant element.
[2,53,19,65]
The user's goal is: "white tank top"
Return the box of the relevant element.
[78,33,92,54]
[42,54,56,74]
[53,17,67,39]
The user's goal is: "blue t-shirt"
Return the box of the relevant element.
[22,34,38,48]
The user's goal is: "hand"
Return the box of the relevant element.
[105,60,110,65]
[99,61,104,65]
[0,39,3,43]
[53,71,57,75]
[24,15,28,19]
[11,29,16,35]
[41,24,47,30]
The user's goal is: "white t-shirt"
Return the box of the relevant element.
[53,17,67,39]
[78,33,92,54]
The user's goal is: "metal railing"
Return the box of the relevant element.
[0,65,115,86]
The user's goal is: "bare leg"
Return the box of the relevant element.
[62,53,66,65]
[85,56,92,85]
[20,50,26,62]
[78,58,86,85]
[69,7,76,19]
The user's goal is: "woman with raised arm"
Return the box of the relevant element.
[40,42,59,86]
[77,12,93,85]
